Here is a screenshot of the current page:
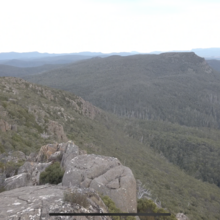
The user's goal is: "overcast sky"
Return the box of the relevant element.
[0,0,219,53]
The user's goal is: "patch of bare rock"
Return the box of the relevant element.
[0,184,111,220]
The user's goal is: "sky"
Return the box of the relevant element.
[0,0,219,53]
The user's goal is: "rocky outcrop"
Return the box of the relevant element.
[62,154,137,213]
[2,162,52,191]
[0,151,26,177]
[61,141,80,169]
[0,119,11,132]
[4,173,30,190]
[1,141,137,216]
[0,184,111,220]
[46,120,68,142]
[0,151,26,164]
[17,161,52,185]
[176,213,189,220]
[35,143,60,163]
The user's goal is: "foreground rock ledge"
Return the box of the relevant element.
[0,185,111,220]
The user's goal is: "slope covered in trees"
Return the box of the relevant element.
[25,52,220,128]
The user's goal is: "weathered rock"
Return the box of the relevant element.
[26,152,38,162]
[0,173,6,188]
[61,141,79,169]
[0,185,111,220]
[18,161,52,185]
[4,173,31,190]
[176,213,189,220]
[0,151,26,163]
[47,120,68,142]
[0,119,11,132]
[79,150,87,155]
[62,154,137,213]
[0,151,26,177]
[48,151,62,162]
[35,143,59,163]
[35,142,78,166]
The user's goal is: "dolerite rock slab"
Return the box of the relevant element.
[0,185,111,220]
[4,173,30,191]
[62,154,137,213]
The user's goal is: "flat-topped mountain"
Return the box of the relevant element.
[25,52,220,128]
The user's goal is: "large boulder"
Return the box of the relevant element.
[62,154,137,213]
[0,185,111,220]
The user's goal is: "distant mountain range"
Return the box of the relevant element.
[149,48,220,59]
[0,51,139,61]
[0,48,219,62]
[24,52,220,129]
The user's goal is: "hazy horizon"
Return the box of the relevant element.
[1,0,219,54]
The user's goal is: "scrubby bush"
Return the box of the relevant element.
[63,190,89,208]
[137,198,177,220]
[39,161,64,185]
[101,195,135,220]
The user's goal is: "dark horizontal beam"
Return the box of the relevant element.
[49,213,171,216]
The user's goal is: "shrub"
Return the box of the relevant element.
[101,195,135,220]
[0,186,5,193]
[63,190,89,208]
[137,198,177,220]
[39,161,64,185]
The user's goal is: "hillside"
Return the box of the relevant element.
[0,63,67,77]
[206,59,220,72]
[24,52,220,129]
[0,54,93,68]
[1,77,220,219]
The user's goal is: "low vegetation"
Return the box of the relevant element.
[137,198,176,220]
[39,162,64,185]
[63,190,89,208]
[101,195,135,220]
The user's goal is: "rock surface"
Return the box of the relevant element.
[17,161,52,185]
[4,173,30,191]
[62,154,137,213]
[176,213,189,220]
[47,120,68,142]
[0,184,111,220]
[0,151,26,164]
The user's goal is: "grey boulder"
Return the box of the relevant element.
[62,154,137,213]
[4,173,30,191]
